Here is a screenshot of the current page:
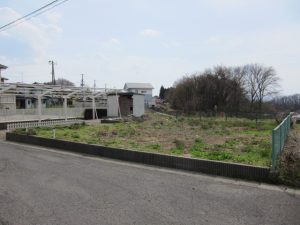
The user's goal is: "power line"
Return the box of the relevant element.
[0,0,70,33]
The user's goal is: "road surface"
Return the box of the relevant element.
[0,141,299,225]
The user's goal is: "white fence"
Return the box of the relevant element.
[0,107,88,122]
[7,119,84,131]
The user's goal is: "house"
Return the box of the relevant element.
[107,92,144,117]
[0,64,8,84]
[0,64,16,110]
[123,83,154,106]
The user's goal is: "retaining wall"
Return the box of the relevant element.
[6,132,271,182]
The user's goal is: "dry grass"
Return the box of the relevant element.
[18,111,276,167]
[278,124,300,187]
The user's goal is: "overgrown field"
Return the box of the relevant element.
[18,112,277,167]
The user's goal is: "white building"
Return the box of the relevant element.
[124,83,154,106]
[0,64,8,84]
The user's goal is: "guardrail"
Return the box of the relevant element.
[7,119,83,131]
[271,114,292,170]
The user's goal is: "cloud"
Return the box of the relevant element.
[202,0,259,11]
[139,29,161,38]
[109,38,121,45]
[0,7,62,59]
[45,11,62,23]
[161,41,181,48]
[205,23,300,56]
[97,38,122,51]
[201,23,300,95]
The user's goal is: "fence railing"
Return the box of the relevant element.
[271,114,292,170]
[0,107,89,122]
[7,119,83,131]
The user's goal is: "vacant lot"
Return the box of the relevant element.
[20,112,276,167]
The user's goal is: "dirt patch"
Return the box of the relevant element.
[205,136,227,145]
[278,125,300,187]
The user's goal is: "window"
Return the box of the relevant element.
[141,90,147,94]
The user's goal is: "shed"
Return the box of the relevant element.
[107,92,144,117]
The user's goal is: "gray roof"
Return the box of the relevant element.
[124,83,154,90]
[0,64,8,69]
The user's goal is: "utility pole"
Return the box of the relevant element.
[48,60,56,85]
[81,74,85,107]
[93,80,96,93]
[80,74,84,88]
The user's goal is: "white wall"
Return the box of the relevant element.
[107,95,119,117]
[127,88,152,96]
[133,95,144,117]
[0,95,16,110]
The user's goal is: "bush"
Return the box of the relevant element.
[278,148,300,187]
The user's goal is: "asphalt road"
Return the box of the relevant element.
[0,141,299,225]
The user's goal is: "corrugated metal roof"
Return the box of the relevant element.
[124,83,154,89]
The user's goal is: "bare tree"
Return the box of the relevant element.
[244,64,260,110]
[271,94,300,111]
[244,64,279,112]
[169,66,248,113]
[44,78,75,87]
[256,66,279,110]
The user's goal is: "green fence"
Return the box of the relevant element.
[271,114,292,170]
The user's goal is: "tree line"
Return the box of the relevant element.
[159,64,280,114]
[271,94,300,112]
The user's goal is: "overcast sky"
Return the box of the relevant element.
[0,0,300,95]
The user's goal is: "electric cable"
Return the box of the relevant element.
[0,0,70,32]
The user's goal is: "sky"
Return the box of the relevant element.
[0,0,300,95]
